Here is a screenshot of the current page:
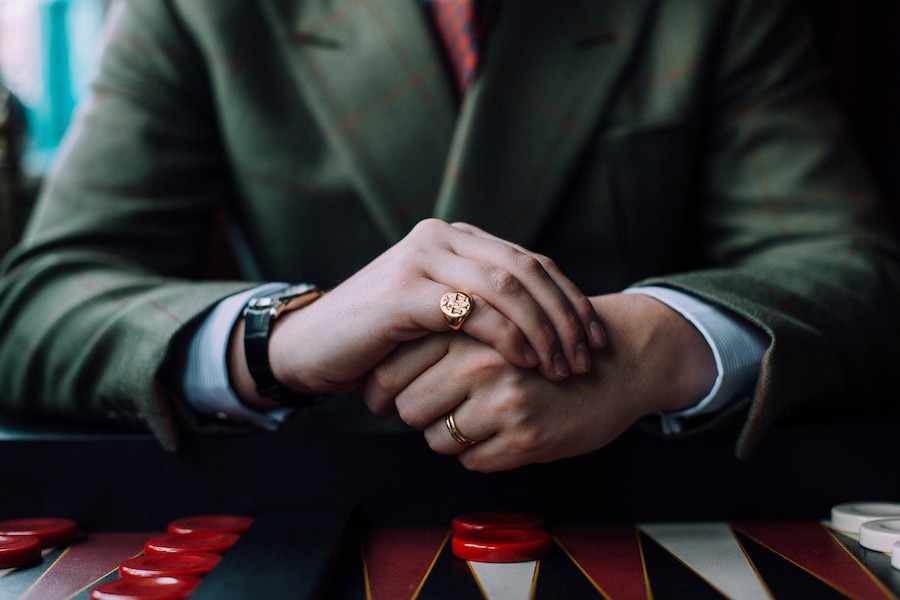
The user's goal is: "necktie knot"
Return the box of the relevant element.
[429,0,486,93]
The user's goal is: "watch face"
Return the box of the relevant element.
[247,297,276,310]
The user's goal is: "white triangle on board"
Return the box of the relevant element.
[469,560,538,600]
[639,522,773,600]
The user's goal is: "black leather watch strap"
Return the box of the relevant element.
[242,283,322,406]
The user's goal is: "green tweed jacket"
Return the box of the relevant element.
[1,0,898,455]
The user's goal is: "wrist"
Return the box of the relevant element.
[266,304,323,397]
[238,283,323,406]
[590,293,717,415]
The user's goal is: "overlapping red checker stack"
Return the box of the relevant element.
[92,515,253,599]
[451,511,552,563]
[0,514,253,599]
[0,517,80,568]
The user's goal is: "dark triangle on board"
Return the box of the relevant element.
[533,541,606,599]
[735,530,853,600]
[415,542,486,599]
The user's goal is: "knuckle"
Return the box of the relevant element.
[531,321,560,355]
[489,268,524,298]
[496,397,544,449]
[493,321,524,353]
[494,390,528,418]
[466,344,515,379]
[458,453,491,472]
[512,428,544,454]
[515,253,545,278]
[560,307,583,331]
[426,428,458,456]
[393,394,423,429]
[537,254,558,272]
[574,295,596,320]
[368,364,400,395]
[500,418,544,457]
[411,218,446,238]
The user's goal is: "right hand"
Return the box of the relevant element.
[230,219,605,405]
[364,292,718,472]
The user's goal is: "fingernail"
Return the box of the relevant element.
[576,343,590,374]
[522,345,540,366]
[589,321,606,347]
[552,352,569,378]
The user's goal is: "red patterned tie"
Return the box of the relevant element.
[429,0,481,93]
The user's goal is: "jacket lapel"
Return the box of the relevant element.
[434,0,657,247]
[259,0,656,247]
[259,0,457,243]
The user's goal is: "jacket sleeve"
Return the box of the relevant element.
[638,0,900,456]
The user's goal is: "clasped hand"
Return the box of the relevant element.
[246,220,714,472]
[262,219,603,395]
[364,293,717,472]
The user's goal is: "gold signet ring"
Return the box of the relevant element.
[440,291,473,331]
[445,411,477,446]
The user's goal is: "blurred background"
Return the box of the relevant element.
[0,0,108,253]
[0,1,898,256]
[0,0,108,169]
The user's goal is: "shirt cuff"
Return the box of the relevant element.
[178,282,294,430]
[622,286,769,435]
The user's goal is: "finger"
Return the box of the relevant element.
[363,334,450,418]
[408,278,543,373]
[455,436,540,473]
[424,232,579,377]
[441,225,590,375]
[422,399,543,472]
[422,399,494,456]
[400,219,582,377]
[451,221,606,351]
[391,343,476,430]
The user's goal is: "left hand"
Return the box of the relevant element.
[364,293,717,472]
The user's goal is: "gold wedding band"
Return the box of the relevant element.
[445,411,477,446]
[440,291,473,331]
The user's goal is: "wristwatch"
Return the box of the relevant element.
[243,283,322,405]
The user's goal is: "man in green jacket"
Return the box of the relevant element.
[1,0,898,472]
